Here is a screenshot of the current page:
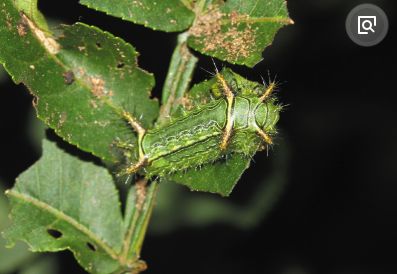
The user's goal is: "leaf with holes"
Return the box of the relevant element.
[188,0,293,67]
[1,184,39,274]
[79,0,195,32]
[0,0,159,162]
[3,140,124,274]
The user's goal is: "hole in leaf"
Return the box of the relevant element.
[47,229,62,239]
[86,242,97,251]
[117,62,125,69]
[96,42,102,48]
[63,70,75,85]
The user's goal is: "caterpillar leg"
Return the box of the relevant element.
[259,80,276,102]
[125,156,148,175]
[214,68,235,151]
[256,128,273,145]
[122,110,148,174]
[122,110,146,138]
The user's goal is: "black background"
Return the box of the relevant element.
[1,0,396,273]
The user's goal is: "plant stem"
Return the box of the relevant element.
[126,180,158,259]
[158,32,198,122]
[122,32,198,272]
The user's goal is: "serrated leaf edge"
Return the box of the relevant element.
[79,0,195,33]
[5,190,119,260]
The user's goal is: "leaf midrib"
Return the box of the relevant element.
[222,16,293,25]
[5,190,119,260]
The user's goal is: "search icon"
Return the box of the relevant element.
[361,19,375,32]
[358,16,376,34]
[346,4,388,47]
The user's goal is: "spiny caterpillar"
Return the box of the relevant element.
[120,68,281,178]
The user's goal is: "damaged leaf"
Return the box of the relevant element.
[13,0,48,30]
[0,0,159,162]
[3,140,124,273]
[79,0,195,32]
[188,0,293,67]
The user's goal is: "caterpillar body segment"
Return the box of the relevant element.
[122,69,281,178]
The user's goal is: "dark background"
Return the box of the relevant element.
[1,0,396,273]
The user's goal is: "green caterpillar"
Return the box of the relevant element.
[120,68,281,178]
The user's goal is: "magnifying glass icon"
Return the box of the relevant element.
[362,20,375,32]
[347,4,388,46]
[358,16,377,34]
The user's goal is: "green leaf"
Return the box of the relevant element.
[79,0,195,32]
[0,1,159,162]
[152,138,290,233]
[3,140,124,274]
[168,153,251,196]
[13,0,48,30]
[1,183,38,274]
[188,0,293,67]
[0,126,50,274]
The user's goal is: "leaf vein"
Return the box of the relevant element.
[6,190,119,260]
